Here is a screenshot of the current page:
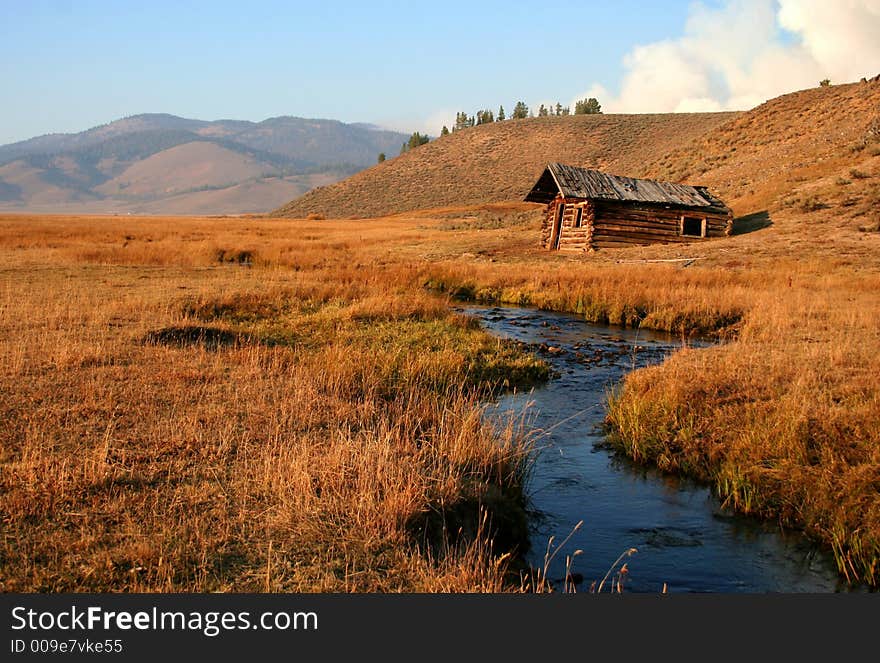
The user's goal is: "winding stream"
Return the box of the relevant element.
[461,304,851,593]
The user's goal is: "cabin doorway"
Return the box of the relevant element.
[550,203,565,250]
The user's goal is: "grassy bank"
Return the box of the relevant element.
[423,262,748,335]
[605,281,880,586]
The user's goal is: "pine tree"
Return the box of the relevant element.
[377,152,386,163]
[400,132,429,154]
[555,102,563,116]
[574,97,602,114]
[538,104,548,117]
[497,105,506,121]
[408,132,429,149]
[440,125,450,137]
[512,101,529,119]
[455,111,474,131]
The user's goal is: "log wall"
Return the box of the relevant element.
[540,197,595,250]
[542,198,732,251]
[590,200,731,248]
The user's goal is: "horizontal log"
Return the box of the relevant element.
[590,234,725,245]
[593,221,681,235]
[592,227,690,239]
[592,231,705,243]
[594,220,728,237]
[593,239,677,248]
[594,207,730,223]
[596,217,677,227]
[596,217,682,229]
[594,214,730,229]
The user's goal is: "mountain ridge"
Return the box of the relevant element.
[0,113,410,214]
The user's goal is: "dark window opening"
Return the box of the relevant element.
[574,207,583,228]
[681,216,705,237]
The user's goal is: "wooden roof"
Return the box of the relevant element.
[524,163,726,209]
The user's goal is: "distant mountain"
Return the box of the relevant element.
[0,114,410,214]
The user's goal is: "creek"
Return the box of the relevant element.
[461,304,850,592]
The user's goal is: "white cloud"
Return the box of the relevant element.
[572,0,880,114]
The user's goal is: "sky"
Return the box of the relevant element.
[1,0,879,145]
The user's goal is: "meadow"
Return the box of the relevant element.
[1,203,878,589]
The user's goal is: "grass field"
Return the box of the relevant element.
[2,167,879,591]
[0,212,553,592]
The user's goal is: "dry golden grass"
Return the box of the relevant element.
[605,277,880,585]
[3,137,880,592]
[0,213,551,592]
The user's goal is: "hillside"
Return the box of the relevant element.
[272,112,740,218]
[0,114,409,214]
[274,80,880,225]
[643,80,880,224]
[122,173,341,215]
[94,142,272,199]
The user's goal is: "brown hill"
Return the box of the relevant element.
[272,112,740,219]
[0,160,99,205]
[123,172,341,215]
[643,79,880,223]
[94,142,272,198]
[274,80,880,225]
[0,173,343,216]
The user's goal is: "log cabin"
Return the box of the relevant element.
[524,163,732,251]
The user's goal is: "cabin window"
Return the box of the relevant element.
[574,207,583,228]
[681,216,706,238]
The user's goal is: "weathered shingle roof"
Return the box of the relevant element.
[524,163,725,209]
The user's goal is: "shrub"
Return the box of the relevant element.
[798,196,827,213]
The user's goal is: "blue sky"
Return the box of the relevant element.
[0,0,692,143]
[2,1,878,145]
